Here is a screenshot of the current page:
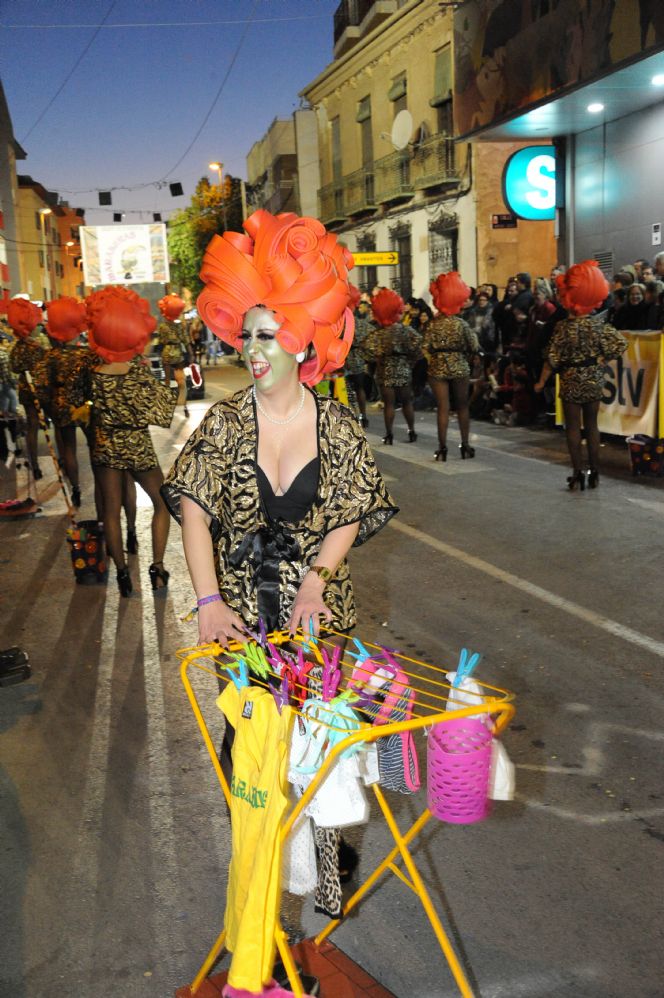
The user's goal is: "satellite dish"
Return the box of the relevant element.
[391,110,413,150]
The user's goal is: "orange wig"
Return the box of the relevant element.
[556,261,609,316]
[45,297,87,343]
[85,286,156,363]
[371,288,404,327]
[6,298,42,339]
[158,294,186,321]
[430,272,470,316]
[348,283,362,311]
[197,209,355,385]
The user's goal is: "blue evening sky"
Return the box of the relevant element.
[1,0,337,223]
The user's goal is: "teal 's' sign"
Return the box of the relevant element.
[502,146,556,221]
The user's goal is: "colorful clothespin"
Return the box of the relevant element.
[321,644,342,702]
[453,647,481,688]
[347,637,372,664]
[268,672,290,713]
[242,641,270,678]
[226,657,249,690]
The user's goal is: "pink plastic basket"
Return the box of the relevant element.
[427,717,492,824]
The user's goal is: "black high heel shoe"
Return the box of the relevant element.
[459,442,476,459]
[71,486,81,508]
[149,561,170,592]
[382,433,394,445]
[567,470,586,491]
[587,468,599,489]
[184,404,190,417]
[434,446,448,462]
[360,414,369,428]
[117,567,133,597]
[126,528,138,554]
[407,429,417,443]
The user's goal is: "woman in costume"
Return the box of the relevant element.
[423,271,479,461]
[162,212,398,962]
[83,286,176,595]
[535,260,627,490]
[157,293,192,417]
[7,298,47,478]
[343,284,371,427]
[365,287,420,444]
[43,296,95,507]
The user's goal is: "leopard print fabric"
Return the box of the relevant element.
[547,317,627,403]
[45,345,100,427]
[422,315,479,381]
[86,363,176,470]
[158,320,190,367]
[9,339,48,408]
[162,386,398,632]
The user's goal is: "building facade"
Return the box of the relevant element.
[0,80,27,302]
[454,0,664,274]
[246,110,321,219]
[17,176,62,302]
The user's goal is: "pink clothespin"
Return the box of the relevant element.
[321,644,342,702]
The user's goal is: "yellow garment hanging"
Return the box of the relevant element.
[217,684,293,992]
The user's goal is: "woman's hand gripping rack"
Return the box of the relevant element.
[177,628,515,998]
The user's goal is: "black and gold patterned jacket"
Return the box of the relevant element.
[46,345,101,426]
[9,338,48,407]
[548,317,627,403]
[422,315,479,380]
[157,320,191,366]
[162,386,398,631]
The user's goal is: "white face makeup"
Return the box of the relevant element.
[240,306,298,392]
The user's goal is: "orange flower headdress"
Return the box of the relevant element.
[158,294,186,321]
[5,298,42,339]
[348,283,362,312]
[45,297,87,343]
[556,261,609,316]
[197,209,355,385]
[85,286,156,362]
[430,272,470,316]
[371,288,404,327]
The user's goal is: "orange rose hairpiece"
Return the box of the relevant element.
[371,288,404,327]
[6,298,42,339]
[430,272,470,316]
[348,283,362,311]
[556,260,609,316]
[158,294,186,320]
[45,297,87,343]
[85,286,156,363]
[197,209,355,385]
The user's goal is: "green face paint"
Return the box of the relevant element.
[241,306,298,391]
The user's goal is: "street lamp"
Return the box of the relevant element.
[38,207,52,300]
[208,161,227,228]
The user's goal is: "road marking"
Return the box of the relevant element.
[516,796,664,826]
[626,496,664,515]
[138,523,182,961]
[389,519,664,659]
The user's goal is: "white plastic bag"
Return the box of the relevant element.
[282,810,318,895]
[489,739,515,800]
[296,752,370,828]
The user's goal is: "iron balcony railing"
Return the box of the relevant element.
[374,149,413,204]
[343,166,376,216]
[319,180,346,226]
[410,134,459,189]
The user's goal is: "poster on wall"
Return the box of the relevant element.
[80,224,170,287]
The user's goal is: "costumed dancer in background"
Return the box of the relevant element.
[43,296,95,508]
[535,260,627,490]
[157,293,192,417]
[162,211,398,970]
[6,298,48,478]
[424,271,479,461]
[366,287,420,444]
[343,283,371,427]
[82,287,176,596]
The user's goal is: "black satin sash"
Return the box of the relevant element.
[228,523,300,630]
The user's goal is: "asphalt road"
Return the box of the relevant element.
[1,362,663,998]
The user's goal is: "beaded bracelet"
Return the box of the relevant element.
[197,593,222,607]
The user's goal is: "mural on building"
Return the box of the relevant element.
[454,0,664,135]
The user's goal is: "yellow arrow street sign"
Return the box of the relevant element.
[352,251,399,266]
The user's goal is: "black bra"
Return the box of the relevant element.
[256,456,320,523]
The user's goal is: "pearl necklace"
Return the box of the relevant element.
[253,384,306,425]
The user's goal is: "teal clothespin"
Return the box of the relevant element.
[226,657,249,690]
[453,647,481,688]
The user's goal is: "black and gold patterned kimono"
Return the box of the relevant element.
[162,386,398,631]
[365,323,421,388]
[157,320,191,368]
[45,344,100,427]
[9,338,48,408]
[344,316,372,376]
[547,317,627,404]
[87,362,177,470]
[422,315,479,381]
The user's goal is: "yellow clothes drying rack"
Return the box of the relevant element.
[178,630,516,998]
